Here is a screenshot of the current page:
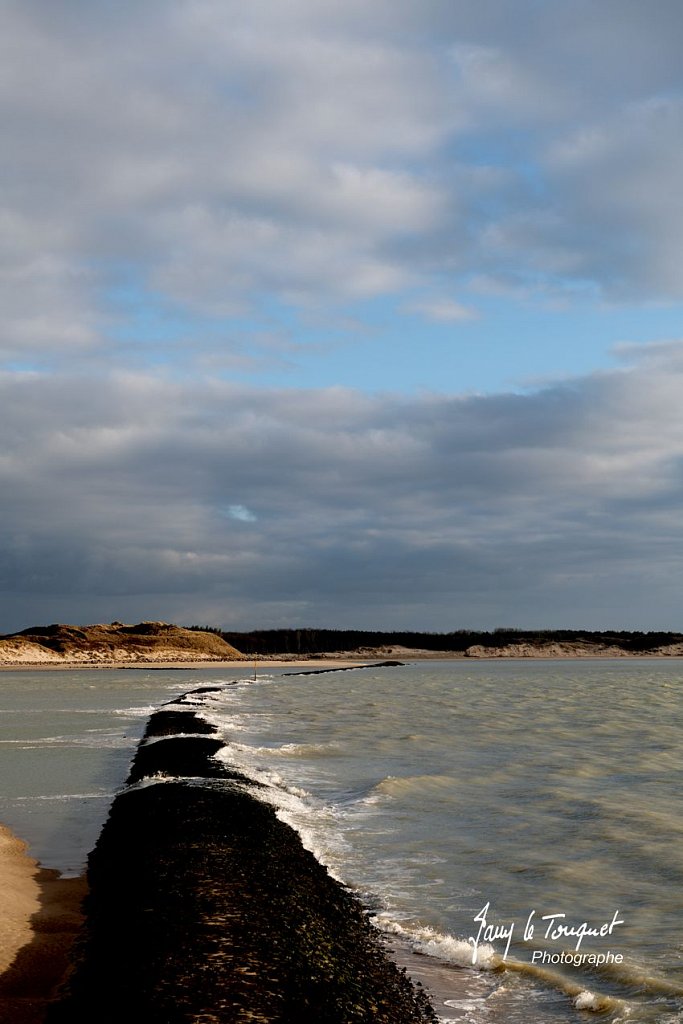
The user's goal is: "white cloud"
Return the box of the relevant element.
[3,0,683,368]
[405,298,478,323]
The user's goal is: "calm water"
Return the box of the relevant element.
[0,666,256,871]
[1,660,682,1023]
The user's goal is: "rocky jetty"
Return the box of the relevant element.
[48,689,437,1024]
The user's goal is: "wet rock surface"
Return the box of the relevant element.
[142,709,218,738]
[48,695,437,1024]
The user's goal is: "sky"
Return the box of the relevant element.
[2,0,683,632]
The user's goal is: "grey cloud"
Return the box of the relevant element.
[2,344,683,630]
[4,2,683,634]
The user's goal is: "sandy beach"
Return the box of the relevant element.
[0,651,466,672]
[0,824,86,1024]
[0,657,372,672]
[2,650,682,671]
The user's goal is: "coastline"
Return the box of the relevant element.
[3,651,683,671]
[0,823,86,1024]
[4,622,683,670]
[0,657,379,672]
[0,824,40,976]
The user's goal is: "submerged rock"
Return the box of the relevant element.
[284,660,405,676]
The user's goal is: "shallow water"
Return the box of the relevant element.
[1,660,682,1022]
[0,666,255,872]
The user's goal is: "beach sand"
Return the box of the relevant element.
[0,824,86,1024]
[0,654,462,672]
[1,648,680,672]
[0,657,369,672]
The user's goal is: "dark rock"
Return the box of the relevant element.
[284,660,405,676]
[162,685,230,707]
[126,736,253,786]
[185,686,226,695]
[143,711,218,739]
[49,783,437,1023]
[48,692,437,1024]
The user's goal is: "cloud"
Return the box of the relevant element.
[3,1,683,369]
[3,2,683,631]
[0,0,454,360]
[2,343,683,630]
[404,298,478,323]
[226,505,258,523]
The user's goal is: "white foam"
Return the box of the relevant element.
[362,774,458,805]
[113,704,159,717]
[200,710,249,732]
[213,744,351,875]
[573,990,600,1011]
[125,773,207,790]
[270,741,340,757]
[1,733,132,750]
[374,915,498,970]
[7,708,126,715]
[12,792,112,802]
[142,732,218,746]
[443,999,486,1009]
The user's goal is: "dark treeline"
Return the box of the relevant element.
[186,627,683,655]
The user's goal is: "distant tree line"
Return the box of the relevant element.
[185,626,683,655]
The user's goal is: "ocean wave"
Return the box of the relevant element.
[375,915,499,970]
[142,732,219,747]
[253,786,349,877]
[1,708,134,715]
[271,741,341,757]
[211,744,351,875]
[374,915,636,1018]
[199,710,250,732]
[502,958,629,1016]
[125,773,224,791]
[215,739,340,759]
[0,733,131,749]
[112,704,159,717]
[362,774,458,804]
[11,791,113,802]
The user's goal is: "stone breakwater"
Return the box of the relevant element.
[48,686,437,1024]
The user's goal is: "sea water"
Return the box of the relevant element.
[1,660,682,1022]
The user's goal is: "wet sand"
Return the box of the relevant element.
[0,824,86,1024]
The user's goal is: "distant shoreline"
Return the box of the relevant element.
[0,657,371,672]
[5,622,683,668]
[3,650,683,671]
